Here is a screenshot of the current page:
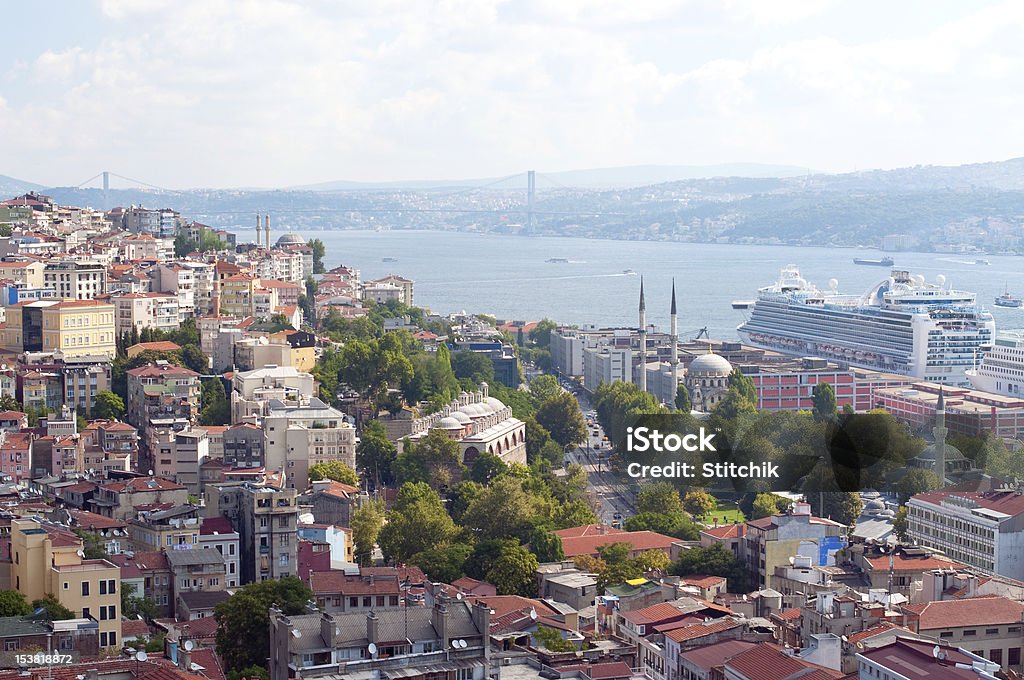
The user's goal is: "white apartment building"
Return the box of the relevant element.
[152,263,196,321]
[43,259,106,300]
[907,487,1024,580]
[263,398,356,491]
[111,292,180,335]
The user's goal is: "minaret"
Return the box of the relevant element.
[933,387,947,485]
[670,278,679,403]
[264,214,271,248]
[256,212,262,247]
[638,277,647,393]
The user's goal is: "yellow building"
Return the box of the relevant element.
[1,299,116,359]
[0,260,45,289]
[10,518,122,651]
[218,274,260,318]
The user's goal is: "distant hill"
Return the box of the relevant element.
[0,174,46,197]
[288,163,814,192]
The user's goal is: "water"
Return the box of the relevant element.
[243,229,1024,340]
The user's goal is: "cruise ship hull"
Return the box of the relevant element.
[966,332,1024,396]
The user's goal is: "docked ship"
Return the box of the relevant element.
[737,266,995,385]
[967,330,1024,396]
[853,256,895,266]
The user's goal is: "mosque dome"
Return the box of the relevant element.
[276,233,306,246]
[451,411,472,425]
[864,498,886,516]
[435,416,463,430]
[459,403,487,418]
[688,353,733,376]
[485,397,506,413]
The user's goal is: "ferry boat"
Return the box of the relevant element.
[853,257,895,267]
[737,266,994,385]
[967,330,1024,396]
[382,257,398,263]
[546,257,570,263]
[994,289,1023,308]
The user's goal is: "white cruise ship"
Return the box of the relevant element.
[967,330,1024,396]
[737,266,995,385]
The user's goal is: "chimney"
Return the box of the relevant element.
[320,611,334,646]
[471,601,491,661]
[366,610,379,643]
[432,594,450,648]
[179,649,192,672]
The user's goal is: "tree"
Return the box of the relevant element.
[377,482,457,562]
[675,384,691,413]
[808,491,863,526]
[812,382,837,422]
[215,577,312,670]
[671,544,749,592]
[451,350,494,385]
[896,468,941,504]
[623,512,699,540]
[30,593,74,620]
[179,344,208,374]
[0,395,21,412]
[486,544,539,596]
[892,506,909,542]
[73,529,109,560]
[228,667,269,680]
[309,238,326,274]
[0,590,31,617]
[469,453,508,484]
[200,378,230,426]
[528,319,557,350]
[308,460,360,486]
[751,493,788,519]
[93,390,125,421]
[682,489,716,519]
[122,583,160,621]
[350,500,385,567]
[357,420,398,488]
[529,375,561,404]
[394,429,464,490]
[534,625,575,652]
[535,392,586,450]
[412,544,472,583]
[633,550,670,575]
[528,527,565,563]
[461,476,543,542]
[637,481,684,516]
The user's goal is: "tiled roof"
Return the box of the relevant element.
[314,480,358,499]
[680,575,727,589]
[724,643,844,680]
[310,571,401,596]
[122,619,152,639]
[846,621,909,645]
[664,617,742,643]
[102,476,186,492]
[865,552,965,572]
[775,608,802,621]
[129,341,182,352]
[679,639,758,672]
[901,595,1024,630]
[621,602,692,626]
[701,523,746,540]
[552,524,625,539]
[912,487,1024,517]
[560,530,676,557]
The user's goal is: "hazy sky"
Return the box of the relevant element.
[3,0,1024,188]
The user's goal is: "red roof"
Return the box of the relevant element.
[129,341,182,352]
[102,476,186,492]
[846,621,909,645]
[466,595,557,619]
[315,480,359,498]
[310,571,401,596]
[679,639,758,672]
[724,643,844,680]
[865,552,965,572]
[680,575,726,589]
[775,608,802,621]
[200,516,235,535]
[620,602,693,627]
[586,662,632,680]
[0,410,26,420]
[858,638,982,679]
[912,488,1024,518]
[664,617,742,643]
[122,619,152,639]
[552,524,625,539]
[559,530,676,558]
[701,523,746,540]
[901,595,1024,630]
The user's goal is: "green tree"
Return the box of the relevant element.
[228,667,270,680]
[751,493,788,519]
[682,489,716,518]
[215,577,312,670]
[534,625,575,652]
[808,491,863,526]
[378,482,457,562]
[412,544,472,584]
[528,527,565,563]
[462,476,544,542]
[0,590,31,617]
[892,506,909,542]
[350,500,385,567]
[122,583,160,621]
[671,544,749,592]
[535,392,586,450]
[633,550,670,575]
[528,319,557,350]
[637,481,684,516]
[0,395,21,412]
[73,529,109,560]
[30,593,74,620]
[395,429,464,490]
[469,453,508,484]
[895,468,942,504]
[675,384,691,413]
[812,382,837,422]
[451,350,495,385]
[200,377,230,425]
[623,512,699,540]
[529,375,561,404]
[486,544,539,596]
[92,390,125,421]
[357,420,398,488]
[309,238,326,274]
[308,460,360,486]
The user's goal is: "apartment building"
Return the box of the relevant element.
[110,292,180,335]
[126,362,200,459]
[1,299,116,359]
[10,518,121,651]
[43,259,106,300]
[263,398,356,491]
[204,482,298,584]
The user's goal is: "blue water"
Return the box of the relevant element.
[237,229,1024,340]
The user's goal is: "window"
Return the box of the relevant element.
[181,579,190,588]
[208,578,219,586]
[964,630,977,637]
[100,580,107,595]
[986,628,999,635]
[81,582,90,596]
[362,596,371,608]
[349,597,358,608]
[63,582,69,590]
[4,641,17,651]
[1010,648,1021,666]
[82,607,90,619]
[390,596,399,607]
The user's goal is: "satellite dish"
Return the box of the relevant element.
[367,643,377,655]
[936,274,946,287]
[530,608,537,621]
[291,629,302,639]
[148,470,154,476]
[135,651,148,662]
[932,645,940,658]
[490,609,496,615]
[88,468,94,476]
[183,640,194,652]
[77,549,85,558]
[451,640,460,649]
[455,592,463,600]
[828,278,838,292]
[459,639,468,648]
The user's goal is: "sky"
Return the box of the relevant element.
[3,0,1024,189]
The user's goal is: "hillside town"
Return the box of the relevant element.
[0,190,1019,680]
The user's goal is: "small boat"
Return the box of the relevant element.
[995,288,1023,308]
[382,257,398,262]
[546,257,570,263]
[853,257,895,266]
[974,259,991,265]
[622,269,637,275]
